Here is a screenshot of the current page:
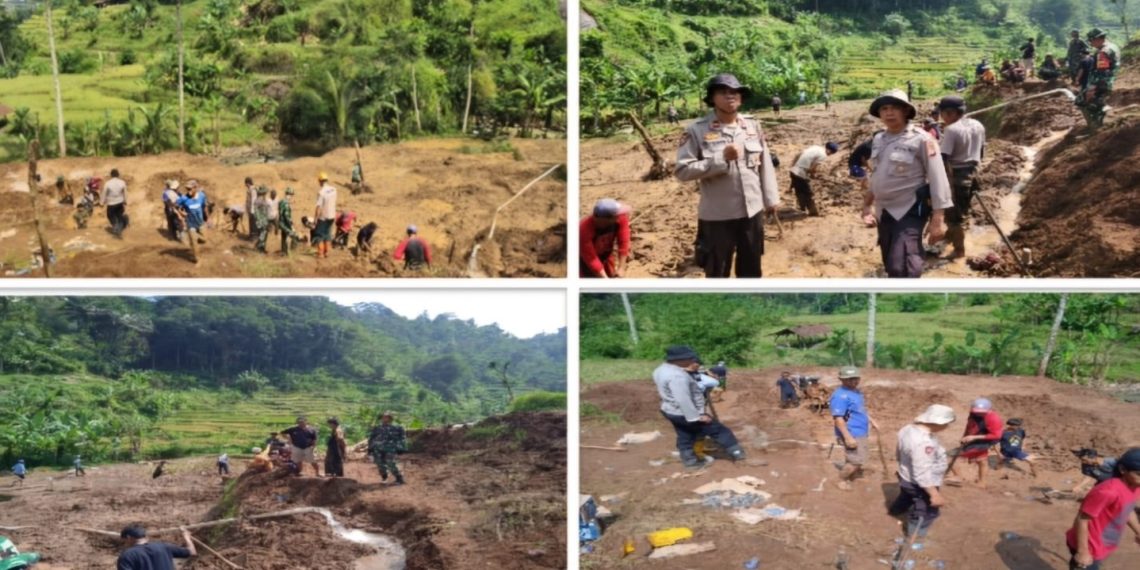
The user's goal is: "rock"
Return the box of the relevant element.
[648,542,716,559]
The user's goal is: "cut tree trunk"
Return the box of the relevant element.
[411,65,422,132]
[866,292,876,367]
[28,141,52,277]
[177,0,185,152]
[628,112,669,180]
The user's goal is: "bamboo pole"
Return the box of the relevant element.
[190,534,243,569]
[69,507,330,538]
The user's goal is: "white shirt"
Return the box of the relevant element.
[653,363,705,422]
[940,117,986,168]
[102,178,127,206]
[896,424,949,488]
[315,184,337,220]
[791,145,827,178]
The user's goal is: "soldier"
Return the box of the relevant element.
[313,172,337,259]
[1077,28,1119,130]
[243,177,257,239]
[1066,29,1089,83]
[368,412,407,485]
[278,187,301,256]
[675,73,780,278]
[253,186,272,253]
[863,89,952,278]
[938,95,986,260]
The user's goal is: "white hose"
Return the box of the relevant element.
[467,163,563,276]
[965,88,1077,118]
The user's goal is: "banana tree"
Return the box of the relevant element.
[136,103,174,154]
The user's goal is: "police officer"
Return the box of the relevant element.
[1077,28,1119,130]
[938,96,986,260]
[863,89,952,278]
[675,73,780,278]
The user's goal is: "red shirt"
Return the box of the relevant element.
[960,410,1003,458]
[394,237,431,263]
[336,212,356,232]
[579,213,631,276]
[1066,478,1140,561]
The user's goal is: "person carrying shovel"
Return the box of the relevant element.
[947,398,1003,488]
[829,366,881,490]
[938,95,986,260]
[653,345,747,469]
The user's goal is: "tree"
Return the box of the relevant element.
[45,2,67,157]
[882,12,911,43]
[136,103,174,154]
[1111,0,1131,37]
[866,292,877,368]
[1038,293,1068,377]
[177,0,185,152]
[487,360,515,404]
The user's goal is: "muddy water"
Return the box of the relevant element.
[314,508,406,570]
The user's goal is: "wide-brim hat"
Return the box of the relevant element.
[870,89,917,121]
[664,345,701,363]
[915,404,956,425]
[704,73,752,105]
[838,366,861,380]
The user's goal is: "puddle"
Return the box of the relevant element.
[313,508,406,570]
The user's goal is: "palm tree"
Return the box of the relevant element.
[136,103,174,154]
[320,69,356,146]
[511,70,564,138]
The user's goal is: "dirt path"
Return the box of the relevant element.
[0,138,566,278]
[1,412,567,569]
[580,84,1096,278]
[580,368,1140,569]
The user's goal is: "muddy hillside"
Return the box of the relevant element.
[580,368,1140,569]
[581,62,1138,278]
[0,139,566,278]
[0,411,567,569]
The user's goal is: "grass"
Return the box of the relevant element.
[581,304,1140,385]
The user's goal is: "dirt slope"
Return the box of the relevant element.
[580,74,1140,277]
[0,138,566,278]
[580,368,1140,569]
[1,412,567,569]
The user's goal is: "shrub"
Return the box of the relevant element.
[508,391,566,413]
[120,49,138,66]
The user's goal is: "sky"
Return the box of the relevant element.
[326,291,565,338]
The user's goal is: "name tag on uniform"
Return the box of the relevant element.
[704,133,721,141]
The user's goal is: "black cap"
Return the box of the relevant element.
[704,73,752,106]
[664,345,700,363]
[1074,447,1098,458]
[939,96,967,112]
[1006,418,1023,427]
[1087,28,1107,41]
[1119,448,1140,472]
[120,526,147,539]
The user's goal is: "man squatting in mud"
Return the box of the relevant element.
[862,89,952,278]
[675,73,780,278]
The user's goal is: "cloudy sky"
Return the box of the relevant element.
[325,291,565,338]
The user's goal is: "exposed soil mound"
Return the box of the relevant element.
[0,139,566,278]
[1012,119,1140,276]
[969,83,1081,145]
[409,411,567,457]
[581,380,662,424]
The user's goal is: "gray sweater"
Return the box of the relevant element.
[653,362,705,422]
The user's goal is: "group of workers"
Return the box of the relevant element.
[254,414,408,485]
[582,26,1119,279]
[651,348,1140,570]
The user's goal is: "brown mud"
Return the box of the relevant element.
[1,412,567,569]
[580,368,1140,569]
[0,138,566,278]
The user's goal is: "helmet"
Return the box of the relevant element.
[318,172,329,182]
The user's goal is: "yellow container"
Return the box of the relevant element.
[647,527,693,548]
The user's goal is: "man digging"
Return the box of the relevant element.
[653,345,746,469]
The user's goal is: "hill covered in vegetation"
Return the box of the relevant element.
[0,0,566,161]
[581,0,1138,132]
[0,296,566,464]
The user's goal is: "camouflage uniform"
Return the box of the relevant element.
[253,187,271,253]
[368,422,407,483]
[1078,32,1119,129]
[278,188,301,255]
[74,191,96,229]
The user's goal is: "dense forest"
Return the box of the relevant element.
[581,0,1138,133]
[581,293,1139,385]
[0,0,566,160]
[0,296,566,465]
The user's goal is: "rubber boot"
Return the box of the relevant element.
[946,225,966,258]
[727,444,747,462]
[395,474,406,485]
[679,448,702,469]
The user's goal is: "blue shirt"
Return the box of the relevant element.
[178,193,207,229]
[12,463,26,475]
[1000,428,1025,457]
[830,386,869,438]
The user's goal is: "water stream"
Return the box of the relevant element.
[313,507,407,570]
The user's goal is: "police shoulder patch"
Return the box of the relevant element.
[926,139,939,157]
